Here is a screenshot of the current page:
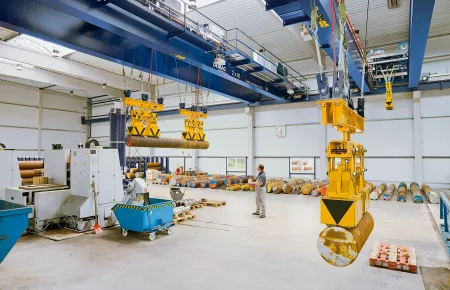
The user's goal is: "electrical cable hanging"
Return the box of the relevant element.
[360,0,370,97]
[148,48,154,96]
[331,0,336,72]
[175,58,183,104]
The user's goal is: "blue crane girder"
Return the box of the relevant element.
[0,0,293,103]
[408,0,436,89]
[266,0,371,93]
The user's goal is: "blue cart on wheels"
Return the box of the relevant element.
[112,198,175,241]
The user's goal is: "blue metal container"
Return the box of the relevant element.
[440,192,450,255]
[0,200,32,263]
[112,198,174,240]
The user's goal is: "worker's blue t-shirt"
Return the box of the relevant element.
[256,172,266,187]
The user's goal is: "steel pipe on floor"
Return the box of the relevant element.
[126,135,209,149]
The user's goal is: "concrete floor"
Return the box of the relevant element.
[1,185,449,290]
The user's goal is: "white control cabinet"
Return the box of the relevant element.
[0,150,21,200]
[63,149,123,220]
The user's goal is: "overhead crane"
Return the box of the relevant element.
[0,0,308,105]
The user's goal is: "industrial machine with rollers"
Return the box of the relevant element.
[4,147,124,232]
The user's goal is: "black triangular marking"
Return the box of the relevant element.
[322,199,353,225]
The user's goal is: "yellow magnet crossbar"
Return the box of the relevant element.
[317,99,364,134]
[179,109,208,119]
[123,98,164,111]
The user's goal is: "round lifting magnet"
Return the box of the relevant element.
[317,212,374,267]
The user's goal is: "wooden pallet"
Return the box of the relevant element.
[190,203,204,210]
[201,199,227,207]
[369,243,417,273]
[173,211,196,224]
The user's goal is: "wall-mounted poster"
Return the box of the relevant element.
[290,158,314,173]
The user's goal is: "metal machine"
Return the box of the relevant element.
[62,148,124,230]
[0,149,21,200]
[5,148,124,232]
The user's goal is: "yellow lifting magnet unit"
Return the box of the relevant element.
[316,99,374,267]
[123,98,164,138]
[385,81,394,110]
[180,109,207,141]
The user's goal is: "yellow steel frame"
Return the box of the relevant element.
[180,109,208,141]
[317,99,369,228]
[123,98,164,138]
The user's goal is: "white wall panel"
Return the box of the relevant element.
[0,127,38,150]
[423,158,450,184]
[158,116,185,132]
[41,109,85,132]
[41,130,86,150]
[422,118,450,157]
[199,158,226,175]
[42,92,85,112]
[91,122,110,138]
[255,158,289,178]
[0,82,38,106]
[327,120,414,157]
[92,103,113,116]
[205,109,247,130]
[16,151,39,158]
[421,90,450,117]
[364,98,413,120]
[255,104,320,127]
[365,158,415,183]
[255,124,321,157]
[0,104,38,128]
[199,128,247,157]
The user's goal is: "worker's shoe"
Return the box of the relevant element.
[260,215,265,218]
[252,212,260,216]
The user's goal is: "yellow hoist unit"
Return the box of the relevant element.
[385,81,394,110]
[123,98,164,138]
[180,109,207,141]
[316,99,374,267]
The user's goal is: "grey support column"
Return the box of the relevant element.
[246,107,255,176]
[413,91,423,184]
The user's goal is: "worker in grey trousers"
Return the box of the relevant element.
[252,164,266,218]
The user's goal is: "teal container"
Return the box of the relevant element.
[0,200,32,263]
[112,198,174,234]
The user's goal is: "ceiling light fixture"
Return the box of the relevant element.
[16,64,23,70]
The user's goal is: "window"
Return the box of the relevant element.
[227,158,246,172]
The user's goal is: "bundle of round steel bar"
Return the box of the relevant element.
[126,135,209,149]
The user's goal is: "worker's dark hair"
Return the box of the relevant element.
[258,164,264,171]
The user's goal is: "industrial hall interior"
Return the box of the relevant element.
[1,0,450,289]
